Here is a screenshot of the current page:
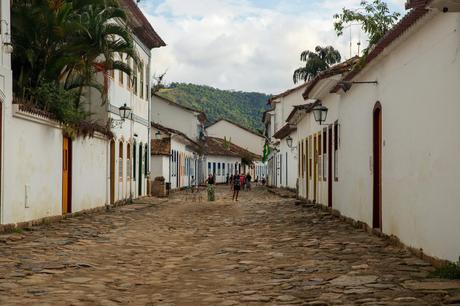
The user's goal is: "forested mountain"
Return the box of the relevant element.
[156,83,270,133]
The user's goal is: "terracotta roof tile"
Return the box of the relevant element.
[202,137,261,161]
[273,124,297,140]
[119,0,166,49]
[151,138,171,156]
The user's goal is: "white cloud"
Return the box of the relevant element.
[143,0,404,94]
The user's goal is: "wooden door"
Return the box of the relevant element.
[110,140,115,204]
[138,143,143,196]
[305,138,309,200]
[62,137,72,214]
[328,126,333,208]
[313,135,317,203]
[373,102,382,229]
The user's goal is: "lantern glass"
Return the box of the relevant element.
[312,105,328,124]
[286,136,293,148]
[119,103,132,120]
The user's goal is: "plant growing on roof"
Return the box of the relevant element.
[333,0,401,55]
[293,46,342,84]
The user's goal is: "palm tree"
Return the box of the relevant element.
[11,0,140,122]
[293,46,342,84]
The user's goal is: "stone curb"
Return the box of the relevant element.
[0,197,152,235]
[291,198,451,268]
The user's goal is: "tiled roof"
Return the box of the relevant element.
[285,101,321,124]
[151,122,200,150]
[119,0,166,49]
[267,82,309,105]
[206,118,264,138]
[151,138,171,156]
[153,94,207,122]
[331,5,430,93]
[202,137,261,161]
[273,124,297,140]
[302,57,360,99]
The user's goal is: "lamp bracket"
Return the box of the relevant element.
[110,118,124,129]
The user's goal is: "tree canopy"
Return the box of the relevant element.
[334,0,401,54]
[12,0,140,126]
[293,46,341,84]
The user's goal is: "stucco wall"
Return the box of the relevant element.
[206,155,242,184]
[333,12,460,261]
[151,95,201,141]
[206,120,264,156]
[72,135,108,212]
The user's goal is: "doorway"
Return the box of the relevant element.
[328,126,333,208]
[373,102,382,229]
[138,142,143,196]
[110,140,115,204]
[62,136,72,214]
[313,135,317,203]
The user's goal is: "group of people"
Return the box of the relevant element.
[205,172,265,202]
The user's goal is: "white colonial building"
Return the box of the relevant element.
[150,94,207,189]
[263,84,308,190]
[286,0,460,262]
[0,1,164,225]
[206,118,266,179]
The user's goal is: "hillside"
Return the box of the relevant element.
[156,83,270,133]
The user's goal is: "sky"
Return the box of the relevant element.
[140,0,406,95]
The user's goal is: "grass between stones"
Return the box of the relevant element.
[432,259,460,279]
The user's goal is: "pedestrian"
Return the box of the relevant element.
[245,173,252,191]
[239,173,245,191]
[191,176,196,193]
[232,173,241,201]
[206,173,216,201]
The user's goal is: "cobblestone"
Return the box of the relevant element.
[0,186,459,305]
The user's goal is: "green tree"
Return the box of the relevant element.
[333,0,400,54]
[12,0,139,123]
[293,46,341,84]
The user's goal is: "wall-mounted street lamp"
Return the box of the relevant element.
[110,103,132,128]
[155,130,162,139]
[312,104,329,125]
[337,80,378,92]
[286,136,297,150]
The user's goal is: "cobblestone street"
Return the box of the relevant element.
[1,186,459,305]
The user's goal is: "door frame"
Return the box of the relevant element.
[138,142,143,196]
[62,136,72,214]
[110,139,115,204]
[373,102,382,229]
[328,126,333,208]
[313,135,317,203]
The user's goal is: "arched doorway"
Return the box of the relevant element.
[373,102,382,229]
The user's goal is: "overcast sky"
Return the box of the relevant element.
[141,0,405,95]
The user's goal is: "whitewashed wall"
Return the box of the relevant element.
[206,120,264,156]
[151,95,202,140]
[2,107,109,224]
[332,11,460,262]
[277,131,298,189]
[72,135,108,212]
[206,155,242,184]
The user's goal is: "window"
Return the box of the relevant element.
[128,59,132,90]
[133,142,137,179]
[323,128,327,181]
[133,63,138,95]
[140,63,144,99]
[218,163,221,176]
[119,142,123,179]
[334,121,339,181]
[119,69,124,85]
[144,145,148,175]
[172,150,177,177]
[223,163,226,176]
[208,162,212,175]
[298,141,301,177]
[213,162,216,175]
